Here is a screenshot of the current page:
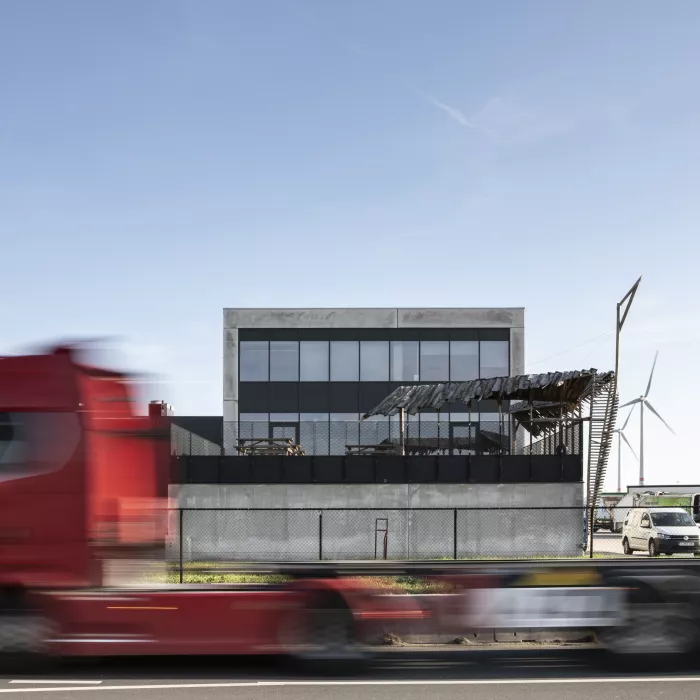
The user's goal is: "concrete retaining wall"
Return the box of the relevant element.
[171,483,584,560]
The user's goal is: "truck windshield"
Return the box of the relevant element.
[651,512,695,527]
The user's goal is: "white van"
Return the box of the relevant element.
[621,507,700,557]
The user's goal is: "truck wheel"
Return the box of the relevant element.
[279,594,369,674]
[649,540,658,557]
[0,594,54,673]
[623,538,632,555]
[597,578,700,670]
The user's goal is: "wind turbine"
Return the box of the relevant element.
[613,405,638,492]
[620,351,675,486]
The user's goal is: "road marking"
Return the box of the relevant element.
[106,607,177,611]
[2,677,700,692]
[506,664,582,668]
[9,682,103,686]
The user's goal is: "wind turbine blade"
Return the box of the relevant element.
[644,399,675,435]
[621,404,636,430]
[645,351,659,397]
[620,398,642,409]
[620,432,639,461]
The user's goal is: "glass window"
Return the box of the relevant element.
[270,413,299,422]
[238,414,269,440]
[300,414,329,456]
[240,413,269,421]
[240,341,268,381]
[420,341,449,381]
[360,341,389,381]
[300,413,329,421]
[480,340,509,379]
[330,413,359,454]
[480,412,501,422]
[390,341,419,381]
[651,512,694,527]
[270,341,299,381]
[451,413,472,422]
[330,341,359,381]
[450,341,479,381]
[360,415,390,445]
[300,341,329,381]
[330,413,360,422]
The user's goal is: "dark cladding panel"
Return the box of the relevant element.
[406,456,437,482]
[329,383,359,413]
[561,455,583,482]
[359,382,391,413]
[530,456,563,482]
[238,383,269,413]
[239,329,298,341]
[269,382,299,413]
[220,456,252,483]
[376,457,406,483]
[283,457,313,483]
[470,456,500,483]
[344,456,376,482]
[479,329,510,341]
[185,456,220,484]
[313,456,344,483]
[299,382,330,412]
[500,456,531,482]
[251,456,283,482]
[449,329,479,341]
[437,456,468,483]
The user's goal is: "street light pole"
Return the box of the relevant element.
[614,276,641,490]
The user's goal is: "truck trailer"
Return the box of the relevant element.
[3,346,700,671]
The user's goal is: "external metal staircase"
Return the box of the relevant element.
[587,372,619,543]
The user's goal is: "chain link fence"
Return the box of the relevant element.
[169,507,591,569]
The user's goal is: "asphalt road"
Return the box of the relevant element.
[594,532,627,555]
[2,649,700,698]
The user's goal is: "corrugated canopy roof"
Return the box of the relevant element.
[362,370,614,426]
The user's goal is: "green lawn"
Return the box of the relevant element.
[149,553,618,589]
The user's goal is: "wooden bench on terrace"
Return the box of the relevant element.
[237,437,306,456]
[345,443,401,456]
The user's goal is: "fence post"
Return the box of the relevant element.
[453,508,458,560]
[589,505,595,559]
[179,509,184,584]
[318,511,323,561]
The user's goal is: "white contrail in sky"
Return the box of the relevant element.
[296,8,475,129]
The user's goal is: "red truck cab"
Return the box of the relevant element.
[0,346,169,593]
[0,346,424,668]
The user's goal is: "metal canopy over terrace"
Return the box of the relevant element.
[362,369,615,427]
[363,369,618,533]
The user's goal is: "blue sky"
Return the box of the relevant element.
[2,0,699,489]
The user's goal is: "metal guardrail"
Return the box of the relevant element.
[172,421,582,458]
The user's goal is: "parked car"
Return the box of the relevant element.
[622,507,700,557]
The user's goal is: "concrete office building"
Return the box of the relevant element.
[170,307,590,560]
[222,307,525,456]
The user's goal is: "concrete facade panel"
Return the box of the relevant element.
[510,326,525,375]
[224,308,398,329]
[223,328,238,401]
[398,308,524,329]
